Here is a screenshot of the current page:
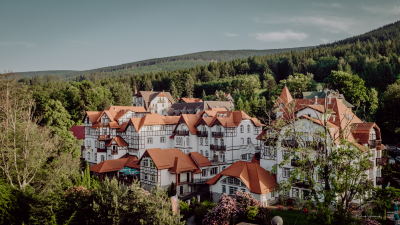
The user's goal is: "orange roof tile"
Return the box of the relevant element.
[189,152,212,167]
[179,98,203,103]
[89,158,129,173]
[117,122,129,132]
[106,136,128,147]
[275,86,293,107]
[140,148,199,172]
[206,161,277,194]
[85,111,102,123]
[180,114,200,134]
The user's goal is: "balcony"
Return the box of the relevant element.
[376,177,386,185]
[196,131,208,137]
[369,139,382,148]
[264,138,276,146]
[111,149,118,155]
[175,130,189,136]
[376,157,388,166]
[305,141,324,150]
[281,140,298,148]
[210,145,226,151]
[294,180,310,189]
[98,135,111,140]
[291,159,299,167]
[212,132,224,138]
[99,122,109,127]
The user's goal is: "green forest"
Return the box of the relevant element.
[18,20,400,144]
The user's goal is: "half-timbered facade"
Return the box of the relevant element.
[131,90,175,114]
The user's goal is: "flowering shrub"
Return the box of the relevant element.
[363,218,380,225]
[277,205,284,210]
[203,191,261,225]
[289,206,294,210]
[303,208,308,213]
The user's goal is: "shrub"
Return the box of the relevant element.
[363,218,381,225]
[246,206,259,221]
[194,201,216,225]
[255,207,271,225]
[277,205,284,210]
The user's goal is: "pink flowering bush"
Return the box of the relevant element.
[203,191,261,225]
[363,218,380,225]
[277,205,284,210]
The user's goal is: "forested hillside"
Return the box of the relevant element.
[15,47,313,79]
[18,20,400,144]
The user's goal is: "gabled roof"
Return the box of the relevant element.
[205,161,277,194]
[180,114,201,134]
[204,101,233,110]
[137,91,175,106]
[84,106,146,125]
[106,136,128,147]
[139,148,200,173]
[128,113,180,132]
[85,111,102,123]
[275,86,293,107]
[89,156,139,173]
[179,98,203,103]
[189,152,212,167]
[352,123,381,145]
[69,125,85,140]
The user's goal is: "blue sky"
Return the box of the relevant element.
[1,0,400,72]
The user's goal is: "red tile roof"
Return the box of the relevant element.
[179,98,203,103]
[206,161,277,194]
[140,148,200,173]
[89,158,129,173]
[69,125,85,140]
[106,136,128,147]
[189,152,212,167]
[128,113,180,132]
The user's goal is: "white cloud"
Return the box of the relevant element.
[250,30,308,43]
[362,5,400,15]
[311,3,344,8]
[60,39,88,45]
[255,16,357,34]
[224,32,239,37]
[0,41,35,48]
[320,38,329,44]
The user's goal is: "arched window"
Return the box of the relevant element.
[240,125,244,133]
[241,138,244,144]
[101,155,105,162]
[247,125,250,133]
[200,150,204,155]
[205,150,209,157]
[247,137,251,144]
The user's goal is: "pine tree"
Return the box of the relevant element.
[235,98,244,111]
[169,81,179,101]
[201,90,207,100]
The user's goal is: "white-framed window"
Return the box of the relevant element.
[247,137,251,144]
[161,125,165,131]
[160,137,165,143]
[240,125,244,133]
[247,125,250,133]
[200,138,203,145]
[202,169,207,177]
[210,167,218,175]
[217,126,222,132]
[221,154,225,162]
[200,150,204,155]
[101,155,105,162]
[147,138,153,144]
[283,188,289,196]
[214,139,218,145]
[229,186,238,195]
[144,173,148,180]
[95,153,97,161]
[222,185,226,193]
[150,161,155,168]
[87,151,90,160]
[147,126,152,131]
[241,138,244,144]
[186,137,189,145]
[222,166,226,170]
[143,159,149,167]
[221,139,224,146]
[241,188,246,192]
[95,141,99,148]
[283,168,290,178]
[205,137,208,145]
[205,150,209,157]
[150,175,155,182]
[241,154,248,160]
[293,188,299,198]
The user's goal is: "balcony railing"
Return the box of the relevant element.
[111,149,118,155]
[212,132,224,138]
[192,178,209,184]
[98,135,111,140]
[210,145,226,151]
[369,139,382,148]
[264,138,276,146]
[376,157,388,166]
[281,140,298,148]
[196,131,208,137]
[175,130,189,136]
[291,159,299,167]
[376,177,386,185]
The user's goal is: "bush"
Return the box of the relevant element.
[255,207,271,225]
[246,206,259,221]
[363,218,381,225]
[180,200,193,221]
[194,201,216,225]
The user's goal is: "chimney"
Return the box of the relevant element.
[314,96,318,105]
[328,96,331,104]
[332,115,335,122]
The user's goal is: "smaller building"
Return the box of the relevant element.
[164,101,234,116]
[206,161,277,207]
[138,148,214,197]
[89,155,140,181]
[178,98,203,103]
[131,89,175,114]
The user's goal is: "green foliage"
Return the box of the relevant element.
[246,206,259,221]
[193,200,216,225]
[43,99,75,130]
[368,187,400,220]
[0,180,18,224]
[270,73,315,100]
[254,207,271,225]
